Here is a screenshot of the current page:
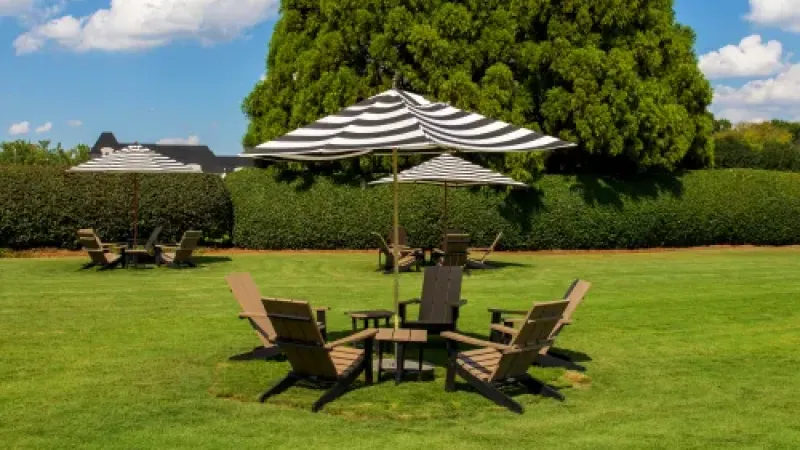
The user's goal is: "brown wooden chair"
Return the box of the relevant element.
[77,229,122,270]
[441,300,570,414]
[387,225,409,247]
[433,233,470,267]
[259,298,377,412]
[467,231,503,269]
[398,266,466,334]
[157,230,201,267]
[225,273,329,360]
[489,279,591,369]
[371,232,421,273]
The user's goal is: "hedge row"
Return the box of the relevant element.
[0,166,232,249]
[227,168,800,250]
[3,166,800,250]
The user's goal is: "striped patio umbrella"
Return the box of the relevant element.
[68,144,201,243]
[369,153,526,229]
[243,88,575,327]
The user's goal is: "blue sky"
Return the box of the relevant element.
[1,0,799,154]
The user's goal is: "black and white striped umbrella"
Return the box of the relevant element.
[244,89,575,160]
[369,153,526,187]
[68,145,201,173]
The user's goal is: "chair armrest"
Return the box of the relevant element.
[238,312,266,319]
[487,307,528,315]
[325,328,378,349]
[440,331,510,350]
[490,324,518,336]
[469,247,491,253]
[399,298,421,305]
[157,245,178,252]
[449,299,467,307]
[313,306,331,311]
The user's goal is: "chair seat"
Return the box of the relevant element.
[457,348,502,381]
[330,347,365,376]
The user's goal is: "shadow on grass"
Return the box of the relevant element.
[192,255,233,265]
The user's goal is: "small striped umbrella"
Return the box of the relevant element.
[244,88,575,327]
[369,153,526,229]
[68,145,201,243]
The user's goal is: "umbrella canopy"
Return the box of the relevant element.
[244,89,574,160]
[68,145,201,173]
[369,153,526,187]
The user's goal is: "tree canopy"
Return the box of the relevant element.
[243,0,713,177]
[0,140,90,166]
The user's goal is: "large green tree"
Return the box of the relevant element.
[243,0,713,177]
[0,140,90,166]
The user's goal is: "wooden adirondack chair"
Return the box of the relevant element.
[433,233,470,267]
[371,232,421,273]
[157,230,201,267]
[467,231,503,269]
[489,279,592,370]
[225,273,329,360]
[398,266,466,334]
[259,298,377,412]
[77,229,122,270]
[441,300,570,414]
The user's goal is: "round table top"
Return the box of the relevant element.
[345,309,394,319]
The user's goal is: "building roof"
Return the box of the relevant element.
[90,132,253,174]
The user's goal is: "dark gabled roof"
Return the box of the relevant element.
[89,132,252,174]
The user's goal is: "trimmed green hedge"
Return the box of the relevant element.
[0,166,232,249]
[227,168,800,250]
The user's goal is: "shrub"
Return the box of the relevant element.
[0,166,232,249]
[227,168,800,250]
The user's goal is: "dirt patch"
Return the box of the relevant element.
[3,245,799,259]
[561,371,592,389]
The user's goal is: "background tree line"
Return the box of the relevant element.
[0,140,90,167]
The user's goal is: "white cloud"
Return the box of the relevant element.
[711,63,800,123]
[8,121,30,135]
[14,0,280,55]
[0,0,33,17]
[259,72,266,81]
[157,135,201,145]
[699,35,786,79]
[747,0,800,32]
[35,121,52,133]
[67,119,82,127]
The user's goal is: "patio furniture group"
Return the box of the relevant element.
[227,267,592,414]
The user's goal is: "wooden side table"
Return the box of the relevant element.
[345,310,394,331]
[375,328,428,384]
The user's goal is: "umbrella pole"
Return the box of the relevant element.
[392,148,400,330]
[443,181,448,233]
[133,173,139,245]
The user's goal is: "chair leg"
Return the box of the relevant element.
[445,358,457,392]
[517,375,565,401]
[457,366,523,414]
[259,373,299,403]
[312,368,360,412]
[80,262,96,270]
[536,353,586,372]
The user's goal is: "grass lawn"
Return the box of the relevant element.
[1,248,800,448]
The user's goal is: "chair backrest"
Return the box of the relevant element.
[371,232,392,256]
[440,234,470,266]
[174,230,202,261]
[144,226,163,252]
[418,266,463,323]
[77,229,102,250]
[225,273,276,344]
[262,298,337,378]
[388,225,408,246]
[561,279,591,322]
[491,300,569,381]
